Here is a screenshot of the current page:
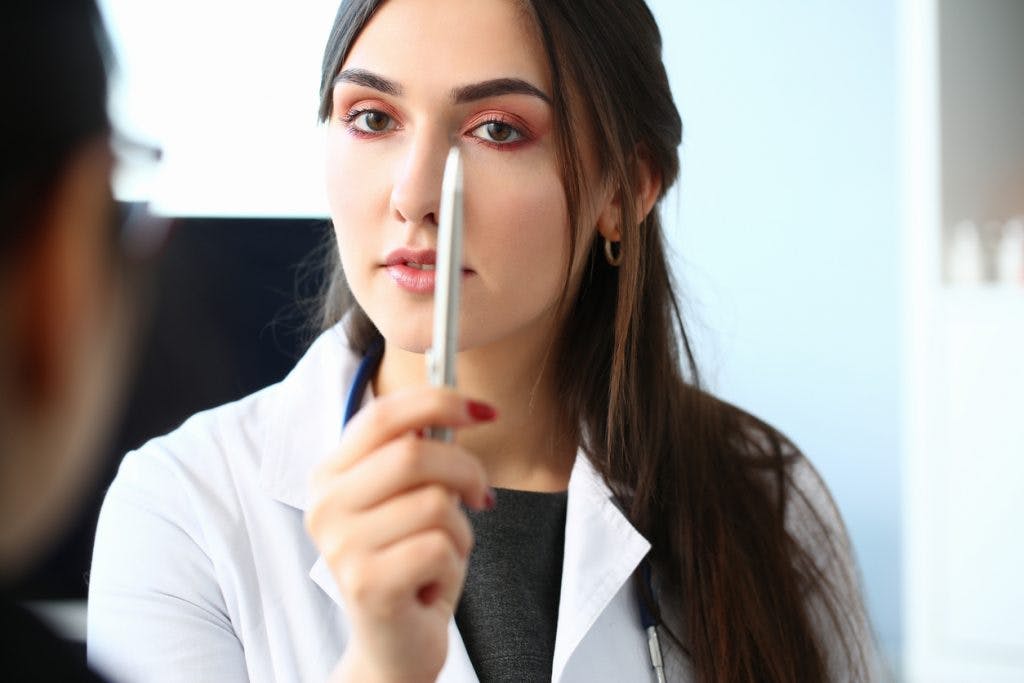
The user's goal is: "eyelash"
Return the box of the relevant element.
[340,108,530,149]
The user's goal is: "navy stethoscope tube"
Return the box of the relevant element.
[341,341,666,681]
[342,338,384,426]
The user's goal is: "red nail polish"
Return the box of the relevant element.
[467,400,497,421]
[483,489,497,511]
[417,582,441,605]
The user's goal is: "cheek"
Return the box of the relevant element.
[325,132,388,273]
[326,131,376,218]
[468,160,570,294]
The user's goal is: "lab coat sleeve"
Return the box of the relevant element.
[87,443,249,683]
[785,455,891,683]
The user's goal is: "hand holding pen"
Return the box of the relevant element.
[305,149,488,683]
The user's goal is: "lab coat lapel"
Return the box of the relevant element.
[552,453,652,682]
[258,325,353,511]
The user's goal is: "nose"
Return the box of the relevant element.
[390,134,449,228]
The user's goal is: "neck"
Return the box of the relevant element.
[373,318,575,492]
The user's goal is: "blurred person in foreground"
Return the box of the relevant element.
[0,0,139,679]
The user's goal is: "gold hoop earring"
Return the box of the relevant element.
[604,238,623,267]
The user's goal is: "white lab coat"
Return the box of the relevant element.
[87,324,877,683]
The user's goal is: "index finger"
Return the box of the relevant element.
[335,386,495,470]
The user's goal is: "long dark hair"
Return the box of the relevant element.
[316,1,873,681]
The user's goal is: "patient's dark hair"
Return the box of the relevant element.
[0,0,111,266]
[316,1,874,680]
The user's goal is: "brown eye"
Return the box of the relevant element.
[471,120,523,145]
[364,111,390,132]
[486,122,512,142]
[349,109,393,133]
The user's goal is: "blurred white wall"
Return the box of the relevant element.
[100,0,338,216]
[100,0,905,670]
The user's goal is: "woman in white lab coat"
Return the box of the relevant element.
[88,0,880,681]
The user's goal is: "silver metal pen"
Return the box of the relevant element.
[426,147,464,441]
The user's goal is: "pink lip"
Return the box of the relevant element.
[383,248,473,294]
[385,248,438,267]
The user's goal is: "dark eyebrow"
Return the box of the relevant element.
[453,78,551,105]
[334,68,550,106]
[333,68,403,96]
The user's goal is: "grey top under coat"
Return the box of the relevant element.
[455,488,569,683]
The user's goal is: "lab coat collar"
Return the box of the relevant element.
[551,452,652,681]
[257,324,355,511]
[260,327,652,681]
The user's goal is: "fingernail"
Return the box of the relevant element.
[482,488,497,511]
[417,582,441,605]
[467,400,497,422]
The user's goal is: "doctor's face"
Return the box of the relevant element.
[325,0,600,354]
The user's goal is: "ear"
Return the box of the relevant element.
[10,208,69,409]
[595,145,663,243]
[11,142,112,408]
[633,145,663,224]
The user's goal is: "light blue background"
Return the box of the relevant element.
[648,0,902,666]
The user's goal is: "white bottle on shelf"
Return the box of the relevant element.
[998,217,1024,286]
[948,220,982,285]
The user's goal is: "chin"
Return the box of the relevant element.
[395,338,431,355]
[371,313,433,355]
